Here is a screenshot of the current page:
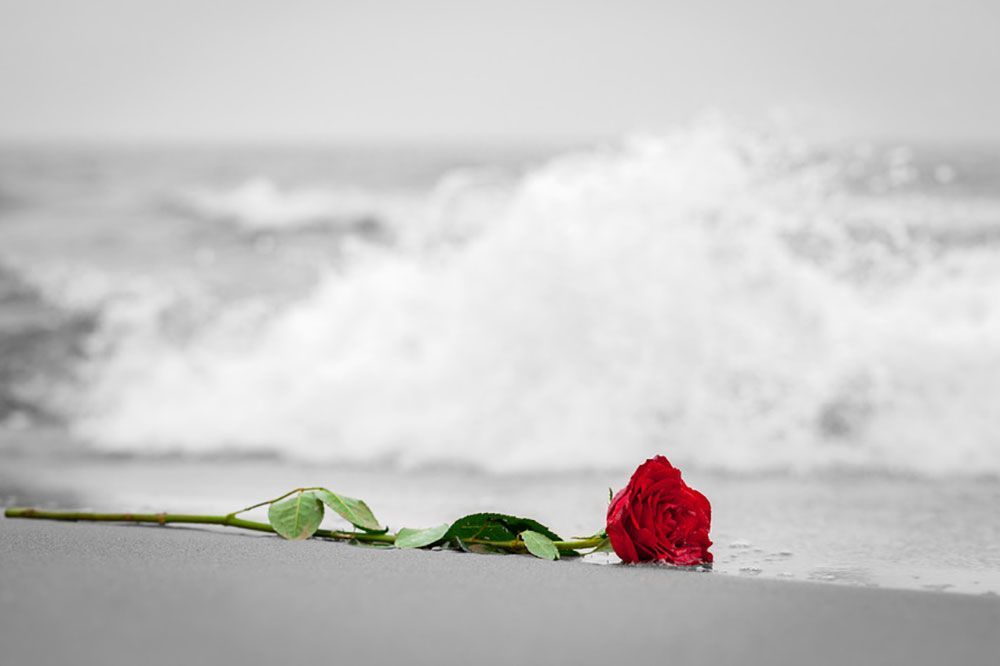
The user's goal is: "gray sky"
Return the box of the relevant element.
[1,0,998,143]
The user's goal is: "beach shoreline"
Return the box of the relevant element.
[1,519,997,666]
[3,447,999,596]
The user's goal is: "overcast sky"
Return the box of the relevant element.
[1,0,998,143]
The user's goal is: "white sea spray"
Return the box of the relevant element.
[12,120,999,475]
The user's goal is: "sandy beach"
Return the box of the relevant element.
[2,519,997,666]
[4,447,999,595]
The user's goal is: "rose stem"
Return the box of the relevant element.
[3,507,605,551]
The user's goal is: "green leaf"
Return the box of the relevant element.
[395,524,450,549]
[574,528,607,540]
[311,489,385,533]
[444,513,562,546]
[588,537,615,554]
[521,530,559,561]
[268,492,324,540]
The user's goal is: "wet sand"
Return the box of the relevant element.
[3,450,1000,594]
[1,519,997,666]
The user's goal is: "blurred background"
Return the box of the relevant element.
[1,0,998,592]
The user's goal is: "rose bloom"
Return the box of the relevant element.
[606,455,713,565]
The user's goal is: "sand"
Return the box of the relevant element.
[4,452,1000,595]
[1,519,997,666]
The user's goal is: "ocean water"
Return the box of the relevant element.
[2,119,999,594]
[2,120,999,476]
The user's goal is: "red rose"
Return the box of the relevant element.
[606,455,713,565]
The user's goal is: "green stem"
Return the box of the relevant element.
[2,507,394,543]
[227,487,328,518]
[552,536,606,550]
[2,507,603,551]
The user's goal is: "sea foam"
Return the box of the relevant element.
[54,121,1000,475]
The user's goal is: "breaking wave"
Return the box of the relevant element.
[23,121,1000,475]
